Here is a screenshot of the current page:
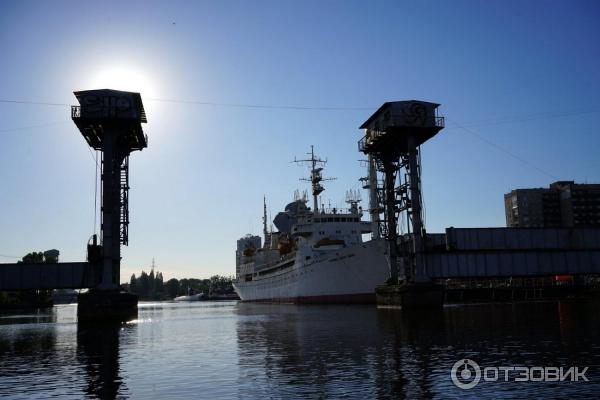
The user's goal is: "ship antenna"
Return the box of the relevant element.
[262,195,268,241]
[293,145,336,214]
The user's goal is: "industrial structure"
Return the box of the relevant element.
[71,89,147,318]
[71,89,147,289]
[0,89,148,321]
[505,181,600,228]
[359,101,444,284]
[358,101,600,307]
[1,93,600,311]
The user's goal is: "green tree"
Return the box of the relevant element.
[139,270,150,298]
[129,274,137,294]
[18,252,44,264]
[165,278,180,299]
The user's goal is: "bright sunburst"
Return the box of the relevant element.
[89,65,158,98]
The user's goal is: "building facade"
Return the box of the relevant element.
[505,181,600,228]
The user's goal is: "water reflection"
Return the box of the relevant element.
[0,307,57,325]
[235,304,446,398]
[0,301,599,398]
[0,308,76,399]
[76,322,132,399]
[376,308,446,399]
[236,301,600,398]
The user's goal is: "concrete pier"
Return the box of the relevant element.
[375,282,444,309]
[78,290,138,322]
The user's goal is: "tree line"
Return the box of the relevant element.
[124,269,235,300]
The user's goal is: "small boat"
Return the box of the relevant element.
[173,290,205,302]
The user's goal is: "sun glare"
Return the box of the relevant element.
[87,65,161,119]
[89,66,158,98]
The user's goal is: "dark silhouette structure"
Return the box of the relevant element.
[359,101,444,284]
[0,89,149,322]
[72,89,147,289]
[71,89,148,320]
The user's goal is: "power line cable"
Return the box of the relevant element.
[445,108,600,130]
[1,96,599,121]
[85,145,99,168]
[0,253,20,259]
[0,99,70,107]
[448,118,559,181]
[0,96,374,110]
[0,97,595,180]
[0,118,98,169]
[146,97,374,110]
[0,120,70,133]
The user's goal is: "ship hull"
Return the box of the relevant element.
[233,240,389,304]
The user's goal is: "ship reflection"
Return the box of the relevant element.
[235,304,445,399]
[76,322,134,399]
[235,300,600,398]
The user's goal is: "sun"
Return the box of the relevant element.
[89,65,158,98]
[87,64,161,118]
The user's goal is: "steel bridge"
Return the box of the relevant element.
[409,227,600,279]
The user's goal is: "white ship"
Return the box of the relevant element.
[233,147,389,303]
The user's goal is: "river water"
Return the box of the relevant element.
[1,300,599,399]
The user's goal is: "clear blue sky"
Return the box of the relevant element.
[0,0,598,280]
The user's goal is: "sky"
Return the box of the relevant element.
[0,0,599,281]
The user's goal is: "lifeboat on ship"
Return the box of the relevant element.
[278,234,294,255]
[242,246,256,257]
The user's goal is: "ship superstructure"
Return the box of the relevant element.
[233,147,389,303]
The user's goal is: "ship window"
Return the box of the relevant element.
[314,218,320,222]
[341,218,346,222]
[334,218,340,222]
[328,218,333,222]
[305,256,311,260]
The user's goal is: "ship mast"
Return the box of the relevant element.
[294,145,335,214]
[262,195,268,242]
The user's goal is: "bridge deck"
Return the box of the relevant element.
[418,250,600,279]
[0,262,99,290]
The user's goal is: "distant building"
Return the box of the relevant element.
[505,181,600,228]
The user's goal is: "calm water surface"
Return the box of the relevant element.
[1,300,599,399]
